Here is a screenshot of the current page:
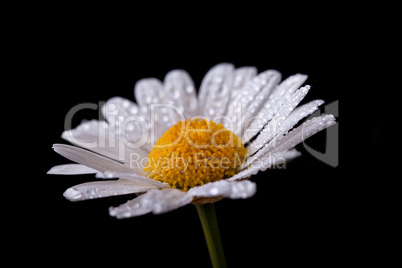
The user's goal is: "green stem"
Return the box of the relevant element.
[196,204,227,268]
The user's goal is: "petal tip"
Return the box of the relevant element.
[63,187,83,201]
[109,206,117,217]
[46,167,55,174]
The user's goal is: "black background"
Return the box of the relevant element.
[13,18,375,267]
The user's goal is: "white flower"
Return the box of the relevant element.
[47,63,336,219]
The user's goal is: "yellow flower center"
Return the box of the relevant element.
[144,118,248,191]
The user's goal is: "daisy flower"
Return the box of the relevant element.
[48,63,336,267]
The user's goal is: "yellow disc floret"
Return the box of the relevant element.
[144,118,248,191]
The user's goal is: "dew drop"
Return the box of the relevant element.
[145,96,152,103]
[173,90,180,99]
[122,100,130,108]
[104,171,114,178]
[127,124,135,131]
[214,77,223,83]
[209,187,219,195]
[185,86,194,93]
[108,103,117,112]
[123,212,131,218]
[129,106,138,114]
[162,116,169,122]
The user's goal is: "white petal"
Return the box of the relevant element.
[52,144,135,174]
[62,119,150,166]
[245,85,311,152]
[271,99,325,141]
[163,69,198,118]
[245,74,308,136]
[198,63,235,118]
[109,188,192,219]
[95,171,169,188]
[53,144,163,187]
[239,70,281,121]
[134,78,164,107]
[245,114,336,167]
[270,114,336,154]
[101,96,141,122]
[63,179,157,201]
[230,150,301,181]
[230,66,258,93]
[224,69,281,135]
[134,78,170,139]
[250,149,302,170]
[62,120,150,175]
[266,73,308,107]
[245,100,324,160]
[62,119,108,153]
[188,180,256,199]
[222,66,258,125]
[47,164,97,175]
[101,97,151,151]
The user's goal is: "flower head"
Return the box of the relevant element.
[47,63,336,219]
[145,118,247,191]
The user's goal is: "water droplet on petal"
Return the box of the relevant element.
[122,100,130,108]
[209,187,219,195]
[103,171,114,178]
[108,103,117,112]
[186,86,194,93]
[145,96,152,103]
[129,106,138,114]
